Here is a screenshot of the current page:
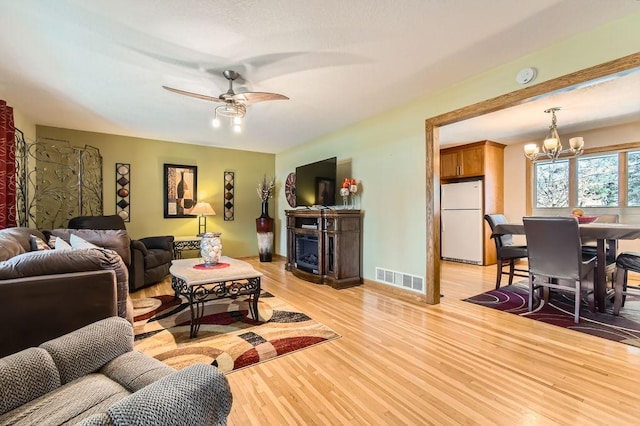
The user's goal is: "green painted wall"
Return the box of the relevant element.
[36,126,275,258]
[275,12,640,289]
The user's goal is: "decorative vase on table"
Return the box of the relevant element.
[200,232,222,266]
[256,201,274,262]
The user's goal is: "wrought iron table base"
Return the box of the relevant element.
[173,238,202,259]
[172,275,261,338]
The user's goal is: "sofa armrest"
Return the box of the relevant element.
[100,351,175,392]
[0,270,118,357]
[139,235,174,252]
[0,347,61,416]
[77,364,232,426]
[130,239,149,256]
[39,317,133,385]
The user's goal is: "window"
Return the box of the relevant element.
[531,144,640,210]
[628,151,640,206]
[535,160,569,208]
[577,154,618,207]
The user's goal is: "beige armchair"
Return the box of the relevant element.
[0,317,232,425]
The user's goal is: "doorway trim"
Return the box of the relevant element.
[425,52,640,305]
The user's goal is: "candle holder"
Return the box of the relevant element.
[349,180,358,209]
[200,232,222,266]
[340,187,350,209]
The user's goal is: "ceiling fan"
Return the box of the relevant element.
[162,70,289,132]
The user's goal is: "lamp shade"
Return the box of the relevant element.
[191,202,216,216]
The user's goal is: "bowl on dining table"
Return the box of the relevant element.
[573,215,598,224]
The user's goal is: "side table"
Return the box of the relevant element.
[173,236,202,259]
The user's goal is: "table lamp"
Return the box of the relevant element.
[190,202,216,236]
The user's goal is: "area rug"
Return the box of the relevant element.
[133,291,340,373]
[463,283,640,347]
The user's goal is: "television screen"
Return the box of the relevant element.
[295,157,337,207]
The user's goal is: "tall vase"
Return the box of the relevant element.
[256,200,274,262]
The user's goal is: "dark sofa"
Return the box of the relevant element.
[68,215,174,291]
[0,227,133,357]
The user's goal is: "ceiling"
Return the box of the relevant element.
[440,67,640,147]
[1,1,639,154]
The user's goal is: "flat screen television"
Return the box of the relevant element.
[295,157,337,207]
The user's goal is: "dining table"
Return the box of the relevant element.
[493,221,640,313]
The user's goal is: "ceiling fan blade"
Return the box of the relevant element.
[162,85,223,103]
[232,91,289,104]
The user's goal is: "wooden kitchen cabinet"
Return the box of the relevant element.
[440,140,505,265]
[440,143,486,179]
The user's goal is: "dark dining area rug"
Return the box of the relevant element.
[464,283,640,347]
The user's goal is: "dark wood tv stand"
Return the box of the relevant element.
[285,209,362,289]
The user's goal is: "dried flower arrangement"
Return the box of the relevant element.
[257,174,275,202]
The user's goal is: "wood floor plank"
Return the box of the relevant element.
[131,258,640,425]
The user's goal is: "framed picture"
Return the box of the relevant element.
[315,177,336,206]
[164,164,197,218]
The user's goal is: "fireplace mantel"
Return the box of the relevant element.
[285,209,362,289]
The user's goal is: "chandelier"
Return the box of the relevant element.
[212,101,246,133]
[523,107,585,162]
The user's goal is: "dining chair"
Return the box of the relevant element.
[523,216,596,324]
[613,251,640,315]
[484,214,528,289]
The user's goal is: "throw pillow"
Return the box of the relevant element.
[70,234,101,250]
[47,235,57,249]
[54,237,72,250]
[29,234,51,251]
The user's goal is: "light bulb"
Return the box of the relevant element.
[524,144,539,157]
[233,123,241,133]
[233,116,242,125]
[543,137,558,151]
[212,117,220,128]
[569,137,584,150]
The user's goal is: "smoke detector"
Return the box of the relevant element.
[516,67,537,85]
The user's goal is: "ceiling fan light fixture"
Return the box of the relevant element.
[211,102,246,131]
[163,69,287,131]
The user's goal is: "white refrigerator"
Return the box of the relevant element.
[441,180,484,265]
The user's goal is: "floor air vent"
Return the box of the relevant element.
[375,267,424,293]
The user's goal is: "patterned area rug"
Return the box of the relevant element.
[133,291,340,373]
[464,283,640,347]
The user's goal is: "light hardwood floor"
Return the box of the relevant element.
[132,258,640,425]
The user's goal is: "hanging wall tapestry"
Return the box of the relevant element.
[116,163,130,221]
[224,170,235,221]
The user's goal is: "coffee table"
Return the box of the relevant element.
[170,256,262,338]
